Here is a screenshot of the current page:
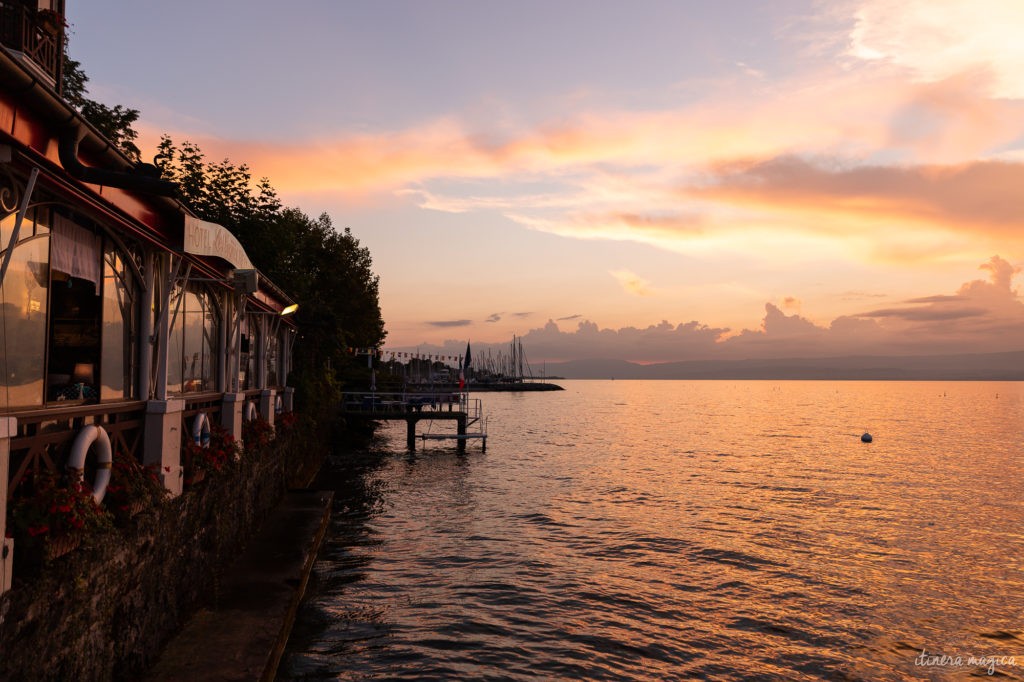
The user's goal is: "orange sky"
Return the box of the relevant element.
[73,0,1024,361]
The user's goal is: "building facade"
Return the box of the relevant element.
[0,0,296,592]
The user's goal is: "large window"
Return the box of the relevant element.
[0,208,49,408]
[240,315,258,390]
[168,285,219,394]
[266,329,279,387]
[100,247,137,400]
[3,202,142,406]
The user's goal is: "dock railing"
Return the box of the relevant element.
[340,391,487,450]
[341,391,474,415]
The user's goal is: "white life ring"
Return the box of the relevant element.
[245,400,258,421]
[193,412,211,447]
[275,395,283,415]
[67,424,112,503]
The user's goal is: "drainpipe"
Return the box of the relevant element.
[58,126,177,197]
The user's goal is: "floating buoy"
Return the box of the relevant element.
[861,432,873,443]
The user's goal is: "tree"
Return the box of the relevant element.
[155,137,387,402]
[62,56,141,162]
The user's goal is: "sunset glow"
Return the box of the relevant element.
[71,0,1024,362]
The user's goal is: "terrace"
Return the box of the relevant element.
[0,2,64,89]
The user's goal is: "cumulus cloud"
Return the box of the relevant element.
[846,255,1024,349]
[393,257,1024,361]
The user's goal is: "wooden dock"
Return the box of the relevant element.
[340,392,487,451]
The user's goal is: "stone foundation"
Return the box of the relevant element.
[0,420,327,681]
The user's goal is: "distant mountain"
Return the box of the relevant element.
[543,351,1024,381]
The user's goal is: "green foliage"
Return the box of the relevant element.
[62,56,141,161]
[155,137,387,406]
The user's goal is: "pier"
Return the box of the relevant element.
[340,392,487,451]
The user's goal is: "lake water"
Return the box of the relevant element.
[279,380,1024,680]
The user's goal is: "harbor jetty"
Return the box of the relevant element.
[340,391,488,451]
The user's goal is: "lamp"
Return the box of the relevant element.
[72,362,94,384]
[280,303,298,316]
[72,362,94,400]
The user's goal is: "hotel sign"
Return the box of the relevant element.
[183,215,253,271]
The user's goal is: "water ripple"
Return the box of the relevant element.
[280,380,1024,681]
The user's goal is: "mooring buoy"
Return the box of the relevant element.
[861,432,873,443]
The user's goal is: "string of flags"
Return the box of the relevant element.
[347,348,464,363]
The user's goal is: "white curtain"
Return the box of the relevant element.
[51,215,101,287]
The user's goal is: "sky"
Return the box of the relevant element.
[65,1,1024,363]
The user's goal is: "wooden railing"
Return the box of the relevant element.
[7,400,147,492]
[0,4,63,86]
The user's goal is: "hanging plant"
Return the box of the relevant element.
[183,423,239,486]
[36,9,67,32]
[243,415,274,452]
[8,467,113,571]
[103,450,169,524]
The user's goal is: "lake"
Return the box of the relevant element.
[279,380,1024,680]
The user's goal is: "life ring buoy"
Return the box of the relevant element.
[193,412,211,447]
[67,424,112,503]
[245,400,258,421]
[275,395,283,415]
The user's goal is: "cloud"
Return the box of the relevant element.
[847,255,1024,344]
[840,291,889,301]
[426,319,472,328]
[857,306,987,321]
[393,257,1024,362]
[977,254,1021,291]
[610,270,654,296]
[849,0,1024,99]
[557,314,583,321]
[512,311,533,318]
[691,156,1024,240]
[133,2,1024,289]
[485,313,502,323]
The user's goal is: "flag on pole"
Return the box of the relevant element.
[459,341,471,390]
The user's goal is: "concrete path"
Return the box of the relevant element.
[144,490,333,682]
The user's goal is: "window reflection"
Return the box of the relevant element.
[100,247,136,400]
[169,285,219,394]
[266,330,279,387]
[0,234,49,407]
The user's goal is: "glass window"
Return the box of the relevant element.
[100,248,136,400]
[0,234,49,407]
[266,330,279,387]
[241,316,259,390]
[169,284,219,394]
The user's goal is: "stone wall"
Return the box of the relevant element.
[0,421,327,681]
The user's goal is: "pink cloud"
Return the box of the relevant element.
[396,256,1023,362]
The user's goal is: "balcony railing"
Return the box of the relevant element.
[7,401,147,492]
[0,3,63,88]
